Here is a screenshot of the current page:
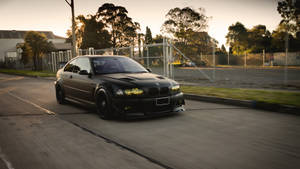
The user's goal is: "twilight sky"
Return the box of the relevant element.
[0,0,282,47]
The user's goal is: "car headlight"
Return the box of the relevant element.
[171,85,180,91]
[124,88,144,95]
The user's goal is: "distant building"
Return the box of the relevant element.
[0,30,71,62]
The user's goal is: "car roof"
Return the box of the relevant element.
[75,55,127,59]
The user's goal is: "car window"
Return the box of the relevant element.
[64,59,76,72]
[73,58,92,74]
[92,57,147,74]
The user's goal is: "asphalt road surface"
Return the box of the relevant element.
[0,73,300,169]
[151,67,300,90]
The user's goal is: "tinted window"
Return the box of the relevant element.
[73,58,91,74]
[64,59,76,72]
[92,57,148,74]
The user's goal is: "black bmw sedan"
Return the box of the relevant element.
[55,55,185,119]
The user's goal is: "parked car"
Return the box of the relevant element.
[55,55,185,119]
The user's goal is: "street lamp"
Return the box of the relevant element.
[65,0,77,57]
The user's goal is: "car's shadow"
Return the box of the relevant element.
[62,98,183,122]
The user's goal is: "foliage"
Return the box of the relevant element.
[162,7,212,62]
[78,15,111,49]
[277,0,300,34]
[145,26,153,44]
[247,25,271,53]
[162,7,209,43]
[97,3,140,48]
[226,22,249,55]
[66,14,112,49]
[24,31,54,70]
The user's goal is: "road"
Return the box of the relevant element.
[0,73,300,169]
[151,67,300,90]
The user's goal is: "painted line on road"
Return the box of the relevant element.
[7,92,56,115]
[0,147,15,169]
[68,121,174,169]
[0,87,16,95]
[0,76,24,83]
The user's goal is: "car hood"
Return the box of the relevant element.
[95,73,177,88]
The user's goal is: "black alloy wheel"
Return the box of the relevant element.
[96,92,112,119]
[56,86,65,104]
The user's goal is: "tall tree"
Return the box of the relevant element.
[77,14,111,49]
[247,25,271,53]
[97,3,139,48]
[145,26,153,44]
[24,31,54,70]
[226,22,249,55]
[66,14,112,49]
[162,7,209,44]
[277,0,300,34]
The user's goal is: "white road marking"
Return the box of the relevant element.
[0,147,15,169]
[0,87,15,95]
[0,77,24,82]
[8,92,56,115]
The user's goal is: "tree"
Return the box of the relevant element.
[66,14,112,49]
[162,7,209,44]
[271,23,299,52]
[145,26,153,44]
[277,0,300,34]
[97,3,140,48]
[226,22,249,55]
[24,31,54,70]
[77,14,111,49]
[247,25,271,53]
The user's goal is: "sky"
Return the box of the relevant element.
[0,0,282,47]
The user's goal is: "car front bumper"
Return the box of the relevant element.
[111,92,185,116]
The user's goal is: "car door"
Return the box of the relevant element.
[71,57,96,102]
[62,59,77,98]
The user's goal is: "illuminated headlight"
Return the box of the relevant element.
[115,89,124,96]
[171,85,180,91]
[124,88,144,95]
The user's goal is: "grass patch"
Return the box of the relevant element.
[0,69,55,77]
[181,85,300,107]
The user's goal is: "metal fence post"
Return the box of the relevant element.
[146,46,149,68]
[227,51,230,65]
[262,49,265,67]
[212,42,215,81]
[284,33,289,85]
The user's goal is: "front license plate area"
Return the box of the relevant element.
[156,97,170,106]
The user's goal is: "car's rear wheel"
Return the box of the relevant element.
[96,91,112,119]
[56,86,65,104]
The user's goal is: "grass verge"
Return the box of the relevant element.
[0,69,55,77]
[181,85,300,107]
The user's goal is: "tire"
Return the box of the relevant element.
[56,86,66,104]
[96,91,112,120]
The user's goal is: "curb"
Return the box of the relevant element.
[184,94,300,115]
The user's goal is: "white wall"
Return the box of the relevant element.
[0,39,24,62]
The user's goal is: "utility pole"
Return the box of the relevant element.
[65,0,76,57]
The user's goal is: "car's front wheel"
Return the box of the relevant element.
[96,91,112,119]
[56,86,66,104]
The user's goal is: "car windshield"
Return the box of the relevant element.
[92,57,148,74]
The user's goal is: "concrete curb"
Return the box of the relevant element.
[184,94,300,115]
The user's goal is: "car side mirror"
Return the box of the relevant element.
[147,68,152,73]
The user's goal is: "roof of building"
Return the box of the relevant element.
[53,43,72,50]
[0,30,65,39]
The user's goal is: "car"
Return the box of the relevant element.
[54,55,185,119]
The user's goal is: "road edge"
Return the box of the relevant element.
[184,94,300,115]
